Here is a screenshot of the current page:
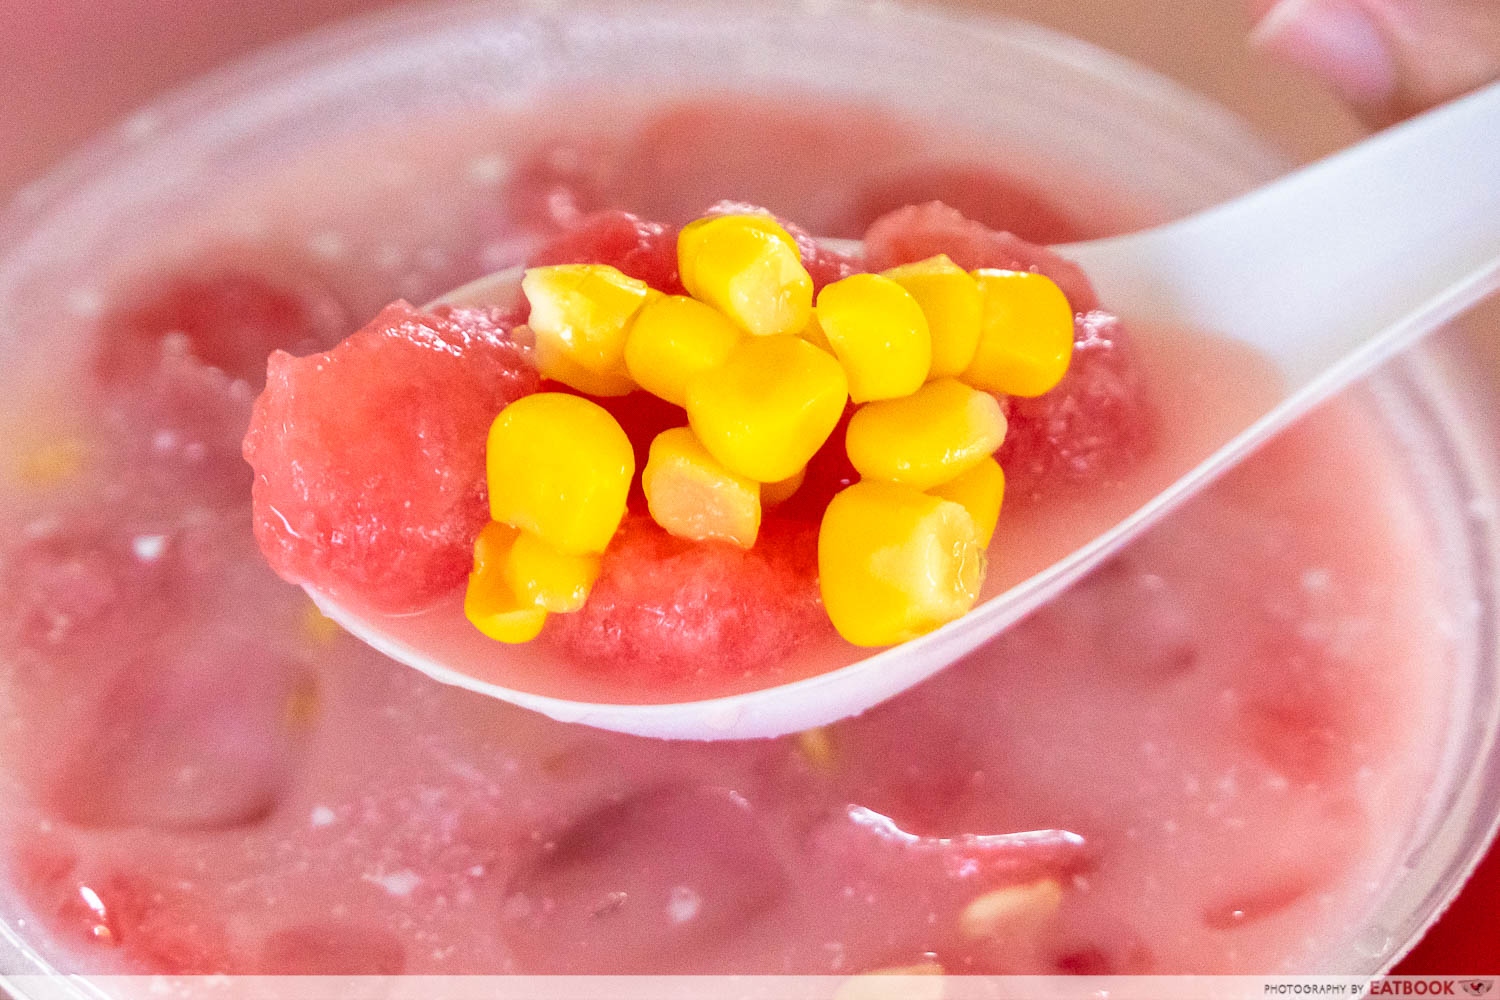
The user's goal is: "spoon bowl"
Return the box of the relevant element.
[308,81,1500,740]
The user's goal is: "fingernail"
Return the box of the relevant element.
[1252,0,1399,108]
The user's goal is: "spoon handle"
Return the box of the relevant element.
[1062,80,1500,394]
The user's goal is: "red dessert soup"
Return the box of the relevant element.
[0,93,1452,979]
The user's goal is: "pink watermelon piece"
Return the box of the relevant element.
[548,517,827,685]
[848,165,1088,245]
[94,266,348,389]
[17,844,235,974]
[863,200,1099,313]
[243,301,537,612]
[500,785,792,972]
[997,310,1156,504]
[865,203,1155,503]
[257,922,407,974]
[530,210,684,294]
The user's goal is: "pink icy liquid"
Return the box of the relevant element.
[0,95,1451,976]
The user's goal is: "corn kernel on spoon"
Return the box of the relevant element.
[306,81,1500,741]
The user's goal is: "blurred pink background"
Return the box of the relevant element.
[0,0,1492,976]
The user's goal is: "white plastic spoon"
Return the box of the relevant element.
[307,81,1500,741]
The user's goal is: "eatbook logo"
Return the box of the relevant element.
[1366,980,1495,995]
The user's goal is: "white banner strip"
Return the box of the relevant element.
[2,975,1496,1000]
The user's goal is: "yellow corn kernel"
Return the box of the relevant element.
[17,437,87,487]
[796,726,837,771]
[487,393,634,555]
[505,529,601,613]
[957,878,1064,940]
[624,295,742,406]
[465,522,549,643]
[930,457,1005,547]
[686,336,848,483]
[534,334,637,396]
[761,467,806,509]
[816,273,931,402]
[678,215,813,338]
[845,378,1007,491]
[643,427,762,548]
[299,601,344,646]
[964,269,1074,397]
[818,481,985,647]
[882,255,982,379]
[522,264,654,377]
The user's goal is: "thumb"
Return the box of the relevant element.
[1251,0,1500,124]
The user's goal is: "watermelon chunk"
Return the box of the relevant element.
[548,518,827,685]
[243,302,537,612]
